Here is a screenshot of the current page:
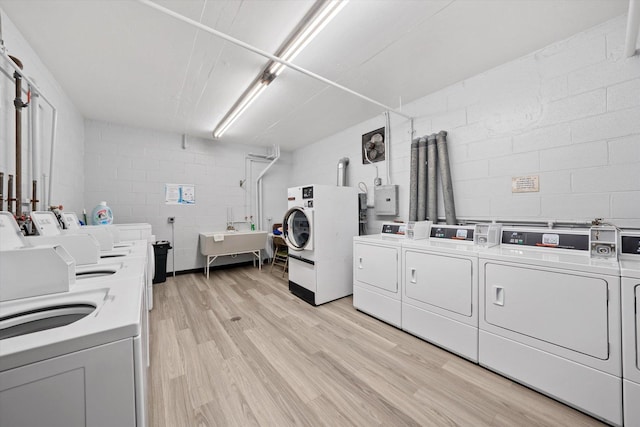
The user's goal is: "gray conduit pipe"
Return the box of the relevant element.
[408,139,419,221]
[436,131,457,225]
[417,137,427,221]
[427,133,438,222]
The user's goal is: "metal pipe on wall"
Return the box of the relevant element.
[436,131,457,225]
[625,0,640,57]
[47,109,58,207]
[137,0,413,120]
[10,55,27,218]
[408,138,419,221]
[7,174,14,214]
[337,157,349,186]
[427,133,438,222]
[30,90,41,210]
[1,48,59,209]
[417,136,427,221]
[256,145,280,231]
[384,111,391,185]
[0,172,4,211]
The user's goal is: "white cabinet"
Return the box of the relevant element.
[0,338,136,427]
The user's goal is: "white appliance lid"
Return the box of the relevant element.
[0,212,27,250]
[31,211,62,236]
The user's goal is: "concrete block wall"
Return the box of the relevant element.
[292,14,640,230]
[84,120,290,272]
[0,10,85,214]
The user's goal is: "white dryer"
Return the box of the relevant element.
[401,224,499,362]
[478,226,622,426]
[283,185,358,305]
[352,223,407,328]
[620,231,640,427]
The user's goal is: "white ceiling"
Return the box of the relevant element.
[0,0,629,150]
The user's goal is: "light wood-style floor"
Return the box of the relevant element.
[149,265,604,427]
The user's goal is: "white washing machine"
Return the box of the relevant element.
[352,223,407,328]
[620,231,640,427]
[478,226,622,426]
[0,213,149,427]
[401,223,499,362]
[283,184,358,305]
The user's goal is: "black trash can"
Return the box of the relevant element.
[152,240,172,284]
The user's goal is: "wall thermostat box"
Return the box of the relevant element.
[589,226,618,259]
[374,185,398,216]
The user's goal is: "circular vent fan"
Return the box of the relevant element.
[364,133,385,162]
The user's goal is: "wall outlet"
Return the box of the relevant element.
[168,217,175,223]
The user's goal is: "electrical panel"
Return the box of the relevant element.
[374,185,398,216]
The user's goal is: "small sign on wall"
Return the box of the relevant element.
[512,175,539,193]
[165,183,195,204]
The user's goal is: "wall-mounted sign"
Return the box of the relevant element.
[512,175,539,193]
[165,183,195,204]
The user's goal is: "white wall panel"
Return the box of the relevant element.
[292,14,640,227]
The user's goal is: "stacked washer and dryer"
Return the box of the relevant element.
[283,184,358,306]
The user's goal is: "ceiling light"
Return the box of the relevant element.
[212,0,348,139]
[269,0,349,77]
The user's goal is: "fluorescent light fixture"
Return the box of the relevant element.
[269,0,348,76]
[212,0,348,139]
[213,82,268,138]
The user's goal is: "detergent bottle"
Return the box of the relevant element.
[91,201,113,225]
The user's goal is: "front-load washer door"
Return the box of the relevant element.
[283,207,313,251]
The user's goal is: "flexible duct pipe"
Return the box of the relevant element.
[417,137,427,221]
[436,131,457,225]
[337,157,349,186]
[427,134,438,222]
[408,139,419,221]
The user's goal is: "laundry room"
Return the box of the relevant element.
[1,1,639,426]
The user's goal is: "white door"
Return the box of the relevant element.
[354,243,398,293]
[404,250,473,316]
[484,262,610,359]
